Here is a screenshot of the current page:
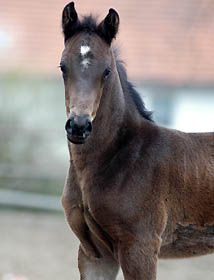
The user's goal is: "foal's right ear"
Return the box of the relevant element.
[62,2,79,42]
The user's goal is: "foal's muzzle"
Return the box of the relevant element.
[65,114,92,144]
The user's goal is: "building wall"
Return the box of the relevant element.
[140,85,214,132]
[0,0,214,84]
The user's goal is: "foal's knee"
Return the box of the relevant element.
[61,196,82,229]
[61,196,100,259]
[61,195,71,212]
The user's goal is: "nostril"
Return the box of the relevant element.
[65,116,92,141]
[85,119,92,133]
[65,118,73,134]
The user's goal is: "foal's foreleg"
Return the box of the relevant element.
[63,203,100,258]
[78,243,119,280]
[118,235,160,280]
[62,163,99,258]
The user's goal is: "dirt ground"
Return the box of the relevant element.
[1,210,214,280]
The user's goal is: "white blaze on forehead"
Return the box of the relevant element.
[81,58,90,69]
[80,45,90,56]
[80,45,91,71]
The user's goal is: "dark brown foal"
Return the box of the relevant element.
[60,2,214,279]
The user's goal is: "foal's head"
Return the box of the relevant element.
[60,2,119,144]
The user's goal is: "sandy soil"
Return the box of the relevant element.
[1,210,214,280]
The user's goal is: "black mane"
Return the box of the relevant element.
[77,15,98,35]
[63,15,108,42]
[63,15,99,41]
[116,58,153,122]
[66,15,153,122]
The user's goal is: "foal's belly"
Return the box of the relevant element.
[159,224,214,258]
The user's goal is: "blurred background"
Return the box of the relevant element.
[0,0,214,279]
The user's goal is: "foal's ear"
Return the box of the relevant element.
[62,2,79,42]
[98,9,120,45]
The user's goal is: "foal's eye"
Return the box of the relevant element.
[103,68,111,80]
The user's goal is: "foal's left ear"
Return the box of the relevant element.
[98,9,120,45]
[62,2,79,42]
